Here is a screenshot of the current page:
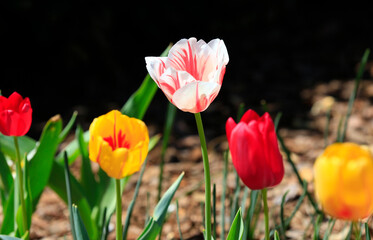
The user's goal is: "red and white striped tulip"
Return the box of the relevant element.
[145,37,229,113]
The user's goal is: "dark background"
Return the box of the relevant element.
[2,0,373,138]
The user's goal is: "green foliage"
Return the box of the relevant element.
[226,209,244,240]
[137,172,184,240]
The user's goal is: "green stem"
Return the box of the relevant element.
[194,113,211,240]
[116,179,122,240]
[261,188,269,240]
[14,136,28,235]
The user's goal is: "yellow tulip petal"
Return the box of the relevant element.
[88,110,149,179]
[314,142,373,221]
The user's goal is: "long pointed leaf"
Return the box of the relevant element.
[29,115,62,201]
[226,208,244,240]
[76,125,97,207]
[0,151,13,198]
[137,172,184,240]
[122,157,149,240]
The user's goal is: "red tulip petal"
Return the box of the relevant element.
[225,117,237,142]
[240,109,260,124]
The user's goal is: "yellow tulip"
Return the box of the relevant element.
[89,110,149,179]
[314,142,373,221]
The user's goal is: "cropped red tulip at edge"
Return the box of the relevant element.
[226,109,284,190]
[0,91,32,136]
[145,37,229,113]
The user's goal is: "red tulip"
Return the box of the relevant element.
[226,109,284,190]
[0,92,32,136]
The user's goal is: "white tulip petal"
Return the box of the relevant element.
[172,81,221,113]
[158,69,196,101]
[145,57,167,85]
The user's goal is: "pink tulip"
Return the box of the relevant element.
[145,37,229,113]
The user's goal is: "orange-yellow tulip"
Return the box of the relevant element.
[89,110,149,179]
[314,142,373,221]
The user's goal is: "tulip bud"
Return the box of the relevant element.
[314,142,373,220]
[226,109,284,190]
[0,92,32,136]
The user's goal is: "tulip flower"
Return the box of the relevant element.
[0,91,32,235]
[89,110,149,179]
[0,91,32,136]
[226,109,284,240]
[226,109,284,190]
[145,37,229,113]
[314,142,373,221]
[146,37,229,240]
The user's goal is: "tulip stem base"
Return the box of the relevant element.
[115,179,122,240]
[14,136,28,237]
[194,113,212,240]
[261,188,269,240]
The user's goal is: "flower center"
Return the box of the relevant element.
[103,129,130,151]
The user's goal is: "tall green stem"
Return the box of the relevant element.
[194,113,211,240]
[115,179,122,240]
[261,188,269,240]
[14,136,28,235]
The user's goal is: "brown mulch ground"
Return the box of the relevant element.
[5,76,373,239]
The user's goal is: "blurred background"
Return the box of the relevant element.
[2,0,373,138]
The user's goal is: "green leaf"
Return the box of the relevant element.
[121,44,172,119]
[339,48,370,142]
[0,184,14,234]
[122,157,149,240]
[48,160,97,239]
[29,115,62,201]
[137,172,184,240]
[274,230,280,240]
[72,205,90,240]
[0,151,13,198]
[58,111,78,143]
[55,131,90,165]
[0,134,36,161]
[242,190,259,240]
[366,222,371,240]
[226,208,244,240]
[76,125,97,207]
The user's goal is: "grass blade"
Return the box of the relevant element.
[122,157,149,240]
[339,48,370,142]
[322,218,336,240]
[64,151,76,240]
[158,103,177,201]
[366,222,371,240]
[176,200,183,240]
[243,190,259,240]
[277,131,320,213]
[220,150,229,240]
[58,111,78,143]
[280,191,289,237]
